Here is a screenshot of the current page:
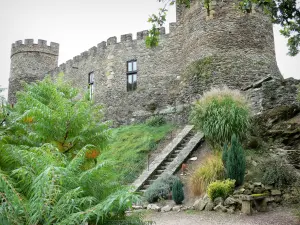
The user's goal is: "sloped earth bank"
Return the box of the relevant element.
[145,207,299,225]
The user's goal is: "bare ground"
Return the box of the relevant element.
[144,207,300,225]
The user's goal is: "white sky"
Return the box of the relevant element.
[0,0,299,99]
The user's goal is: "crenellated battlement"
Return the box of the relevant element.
[11,39,59,58]
[49,23,177,75]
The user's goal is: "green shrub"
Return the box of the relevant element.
[145,175,179,203]
[207,179,235,200]
[225,134,246,186]
[146,115,166,127]
[172,179,184,205]
[222,144,228,167]
[189,153,224,196]
[261,159,297,188]
[190,87,250,146]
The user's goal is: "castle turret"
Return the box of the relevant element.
[176,0,282,94]
[8,39,59,103]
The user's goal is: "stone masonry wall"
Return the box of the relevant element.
[9,0,284,125]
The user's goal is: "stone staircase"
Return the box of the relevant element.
[132,125,204,192]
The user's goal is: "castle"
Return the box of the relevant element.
[8,0,299,125]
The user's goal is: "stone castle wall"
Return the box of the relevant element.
[9,0,289,125]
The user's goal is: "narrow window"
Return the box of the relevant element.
[127,60,137,91]
[88,72,94,100]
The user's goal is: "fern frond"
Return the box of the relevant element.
[29,166,65,224]
[57,189,141,225]
[0,169,28,224]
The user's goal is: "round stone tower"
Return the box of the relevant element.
[8,39,59,104]
[175,0,282,97]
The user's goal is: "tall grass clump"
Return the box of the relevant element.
[189,153,225,196]
[190,86,251,146]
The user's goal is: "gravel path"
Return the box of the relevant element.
[145,207,299,225]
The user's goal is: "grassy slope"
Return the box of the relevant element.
[99,123,174,184]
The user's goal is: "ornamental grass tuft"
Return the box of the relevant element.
[190,86,251,146]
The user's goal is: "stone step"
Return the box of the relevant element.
[148,179,156,184]
[156,169,164,174]
[131,125,197,192]
[170,155,177,159]
[165,158,174,162]
[143,184,150,189]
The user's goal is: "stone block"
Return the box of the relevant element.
[161,205,172,212]
[213,197,224,206]
[204,201,214,211]
[194,199,208,211]
[147,204,161,212]
[224,197,237,206]
[271,190,281,196]
[213,203,227,212]
[241,200,252,215]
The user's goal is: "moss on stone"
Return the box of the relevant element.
[183,56,213,81]
[251,193,269,197]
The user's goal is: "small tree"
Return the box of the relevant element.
[172,179,184,205]
[225,134,246,186]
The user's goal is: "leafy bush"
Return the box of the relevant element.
[189,153,225,196]
[190,86,250,146]
[172,179,184,205]
[261,159,298,188]
[224,134,246,186]
[207,179,235,200]
[145,175,179,203]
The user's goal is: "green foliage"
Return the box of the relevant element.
[146,115,166,127]
[0,86,7,128]
[145,25,160,48]
[99,123,174,184]
[0,77,142,224]
[183,57,213,80]
[261,159,298,188]
[224,134,246,186]
[146,6,167,48]
[189,152,224,196]
[190,87,250,146]
[207,179,235,200]
[172,179,184,204]
[222,144,228,167]
[145,175,179,203]
[2,75,109,157]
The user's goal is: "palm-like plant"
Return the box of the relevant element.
[0,76,142,225]
[3,75,109,156]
